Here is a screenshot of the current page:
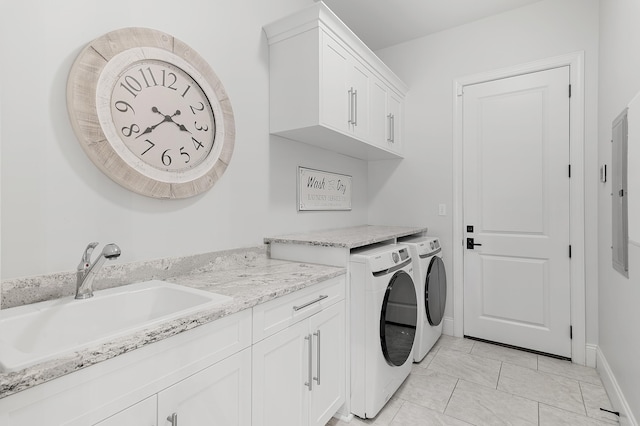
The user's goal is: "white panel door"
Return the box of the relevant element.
[321,33,349,133]
[158,348,252,425]
[463,67,571,358]
[93,396,157,426]
[349,59,370,140]
[308,301,345,426]
[370,78,387,149]
[252,320,309,426]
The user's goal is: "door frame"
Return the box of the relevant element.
[452,52,586,365]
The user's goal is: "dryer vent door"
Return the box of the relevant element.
[380,270,417,367]
[426,257,447,326]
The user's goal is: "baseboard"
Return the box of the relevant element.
[597,346,638,426]
[442,316,455,336]
[585,343,598,368]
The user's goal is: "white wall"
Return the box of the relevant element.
[598,0,640,421]
[369,0,600,344]
[0,0,368,281]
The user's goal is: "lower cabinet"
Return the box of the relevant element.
[252,300,345,426]
[94,396,157,426]
[94,348,252,426]
[0,277,346,426]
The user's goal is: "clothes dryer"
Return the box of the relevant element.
[401,236,446,362]
[350,243,417,419]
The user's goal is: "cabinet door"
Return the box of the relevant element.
[252,320,309,426]
[349,60,370,141]
[308,301,346,426]
[158,348,251,426]
[321,34,350,133]
[370,78,388,149]
[93,396,157,426]
[387,90,402,153]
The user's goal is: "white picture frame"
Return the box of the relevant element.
[297,167,352,211]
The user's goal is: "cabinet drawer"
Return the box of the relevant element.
[252,276,345,343]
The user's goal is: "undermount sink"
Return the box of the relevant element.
[0,280,232,373]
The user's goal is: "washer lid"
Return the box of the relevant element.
[425,256,447,326]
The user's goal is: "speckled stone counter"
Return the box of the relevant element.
[264,225,428,249]
[0,246,345,399]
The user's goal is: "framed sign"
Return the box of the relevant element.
[297,167,352,211]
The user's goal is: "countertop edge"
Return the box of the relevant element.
[0,266,346,400]
[264,225,428,249]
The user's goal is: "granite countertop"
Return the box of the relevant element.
[264,225,428,249]
[0,255,345,400]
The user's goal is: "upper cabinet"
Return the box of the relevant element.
[264,2,408,160]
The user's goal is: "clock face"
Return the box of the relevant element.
[110,60,215,172]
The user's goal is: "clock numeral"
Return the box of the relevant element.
[120,76,143,98]
[190,102,205,115]
[161,70,178,91]
[182,85,191,98]
[180,147,191,164]
[192,137,204,151]
[138,67,158,88]
[162,149,172,166]
[114,100,136,115]
[121,123,140,138]
[141,139,156,156]
[194,121,209,132]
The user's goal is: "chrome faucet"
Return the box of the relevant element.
[75,242,121,299]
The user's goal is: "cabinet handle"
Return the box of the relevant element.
[313,330,321,385]
[167,412,178,426]
[304,334,313,391]
[293,294,328,311]
[387,114,392,142]
[348,88,353,124]
[353,89,358,126]
[391,114,395,143]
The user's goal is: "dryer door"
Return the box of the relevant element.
[380,270,417,366]
[425,256,447,326]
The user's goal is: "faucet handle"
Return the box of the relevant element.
[80,242,99,266]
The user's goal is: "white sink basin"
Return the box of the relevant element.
[0,280,231,373]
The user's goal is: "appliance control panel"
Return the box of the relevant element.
[368,244,411,272]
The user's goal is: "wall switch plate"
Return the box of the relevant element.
[438,204,446,216]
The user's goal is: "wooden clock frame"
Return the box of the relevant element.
[67,27,235,199]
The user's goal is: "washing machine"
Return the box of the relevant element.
[350,243,418,419]
[401,236,446,362]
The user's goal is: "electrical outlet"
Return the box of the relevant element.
[438,204,446,216]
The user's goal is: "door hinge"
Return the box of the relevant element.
[569,84,572,98]
[570,325,573,339]
[568,164,571,178]
[569,245,572,258]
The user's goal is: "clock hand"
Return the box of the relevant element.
[136,108,180,139]
[165,110,192,134]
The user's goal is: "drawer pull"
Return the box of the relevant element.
[313,330,321,385]
[305,334,313,391]
[293,295,328,311]
[167,412,178,426]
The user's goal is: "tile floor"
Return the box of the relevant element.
[327,335,619,426]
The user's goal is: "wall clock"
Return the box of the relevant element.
[67,27,235,199]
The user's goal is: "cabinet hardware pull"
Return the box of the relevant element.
[293,294,328,311]
[391,114,395,143]
[387,114,392,142]
[167,412,178,426]
[348,88,353,124]
[304,334,313,391]
[353,89,358,126]
[313,330,321,385]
